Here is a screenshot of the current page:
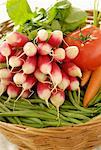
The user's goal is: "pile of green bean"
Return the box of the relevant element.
[0,90,101,128]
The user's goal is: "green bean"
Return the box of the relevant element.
[95,103,101,107]
[0,110,56,120]
[68,91,97,113]
[62,110,94,117]
[0,102,18,124]
[73,91,78,103]
[61,105,77,110]
[61,111,90,121]
[20,118,43,125]
[0,101,22,124]
[42,121,72,127]
[26,117,43,124]
[60,115,82,124]
[0,117,6,122]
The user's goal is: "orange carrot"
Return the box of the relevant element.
[83,66,101,107]
[81,70,92,86]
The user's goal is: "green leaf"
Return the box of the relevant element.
[51,20,61,31]
[42,6,57,24]
[62,20,86,32]
[54,0,71,9]
[6,0,33,25]
[64,7,87,23]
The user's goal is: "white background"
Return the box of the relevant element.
[0,0,101,23]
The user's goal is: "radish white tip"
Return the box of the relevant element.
[65,46,79,59]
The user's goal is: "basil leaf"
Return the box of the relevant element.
[6,0,33,25]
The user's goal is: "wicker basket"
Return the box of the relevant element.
[0,10,101,150]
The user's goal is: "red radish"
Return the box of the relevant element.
[53,48,65,61]
[68,76,79,91]
[22,76,36,90]
[0,53,6,63]
[22,56,37,74]
[50,90,65,118]
[23,42,37,57]
[16,75,36,100]
[48,30,63,47]
[37,42,52,55]
[37,82,51,107]
[51,62,62,91]
[34,68,47,83]
[65,46,79,59]
[58,71,70,90]
[0,68,12,79]
[0,42,12,68]
[6,83,21,102]
[21,90,30,98]
[0,83,7,96]
[1,78,10,86]
[13,72,27,85]
[62,62,82,78]
[37,29,48,42]
[6,32,29,47]
[9,56,23,70]
[38,55,52,74]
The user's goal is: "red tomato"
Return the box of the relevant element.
[64,26,101,71]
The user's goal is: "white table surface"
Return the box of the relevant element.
[0,0,101,150]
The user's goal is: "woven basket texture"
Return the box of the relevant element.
[0,10,101,150]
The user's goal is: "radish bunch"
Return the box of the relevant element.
[0,30,82,117]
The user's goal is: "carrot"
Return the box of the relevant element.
[83,66,101,107]
[81,70,92,86]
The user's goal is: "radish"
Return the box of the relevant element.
[37,29,48,42]
[53,48,65,61]
[23,42,37,57]
[9,56,23,70]
[6,83,21,102]
[58,71,70,90]
[37,42,52,55]
[65,46,79,59]
[38,55,52,75]
[62,62,82,78]
[16,75,36,100]
[50,90,65,118]
[0,68,12,79]
[22,75,36,90]
[51,62,62,91]
[0,42,12,68]
[34,68,47,83]
[48,30,63,47]
[0,53,6,63]
[37,82,51,107]
[13,72,27,85]
[21,90,30,98]
[1,78,10,86]
[0,83,7,96]
[22,56,37,74]
[68,76,79,91]
[6,32,29,47]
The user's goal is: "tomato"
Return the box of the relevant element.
[64,26,101,71]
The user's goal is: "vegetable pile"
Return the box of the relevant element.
[0,29,82,118]
[0,0,101,128]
